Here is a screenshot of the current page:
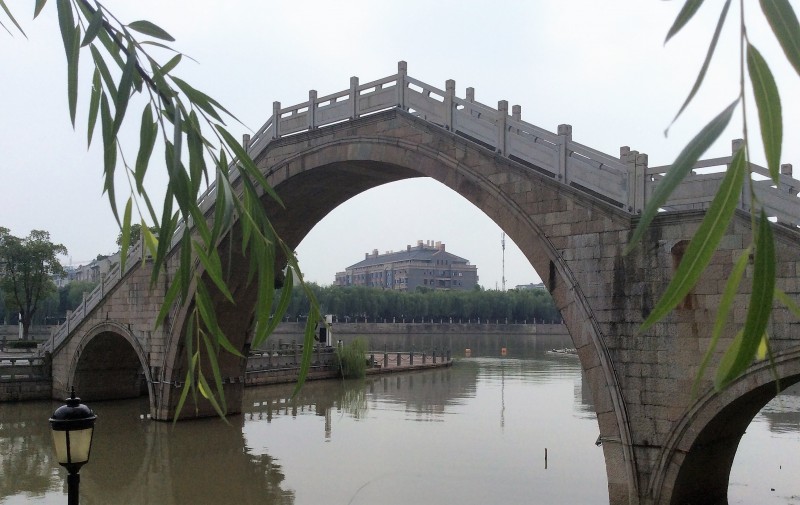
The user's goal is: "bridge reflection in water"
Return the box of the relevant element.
[1,344,798,504]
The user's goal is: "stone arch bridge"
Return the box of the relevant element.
[46,62,800,505]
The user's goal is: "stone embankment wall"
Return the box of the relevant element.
[265,321,570,352]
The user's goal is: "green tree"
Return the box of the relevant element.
[0,228,67,340]
[115,223,156,248]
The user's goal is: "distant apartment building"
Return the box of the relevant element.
[335,240,478,291]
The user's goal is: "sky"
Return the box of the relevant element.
[1,1,799,289]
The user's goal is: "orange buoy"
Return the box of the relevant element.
[501,347,507,356]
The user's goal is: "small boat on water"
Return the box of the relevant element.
[547,348,577,355]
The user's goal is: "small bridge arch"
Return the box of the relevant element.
[68,321,153,407]
[652,348,800,504]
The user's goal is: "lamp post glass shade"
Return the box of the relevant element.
[50,388,96,469]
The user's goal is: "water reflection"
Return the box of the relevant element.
[0,399,294,505]
[4,339,797,504]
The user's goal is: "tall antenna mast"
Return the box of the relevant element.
[501,232,506,291]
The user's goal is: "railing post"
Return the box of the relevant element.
[242,133,251,149]
[781,164,795,193]
[496,100,508,155]
[396,61,407,110]
[308,90,317,130]
[272,101,281,139]
[512,105,521,122]
[557,124,572,183]
[466,87,475,103]
[349,76,359,119]
[636,152,648,214]
[444,79,455,131]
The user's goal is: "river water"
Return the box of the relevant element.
[1,337,798,504]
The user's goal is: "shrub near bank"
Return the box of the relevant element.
[335,338,368,379]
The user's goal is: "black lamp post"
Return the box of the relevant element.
[49,387,97,505]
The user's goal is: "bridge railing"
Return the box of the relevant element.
[647,139,799,226]
[47,238,146,353]
[50,61,800,353]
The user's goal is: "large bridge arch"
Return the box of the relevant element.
[69,321,153,407]
[650,347,800,504]
[156,110,639,502]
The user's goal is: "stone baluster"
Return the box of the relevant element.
[444,79,455,131]
[496,100,508,155]
[272,101,281,139]
[557,124,572,183]
[349,76,359,119]
[396,61,407,110]
[308,90,317,130]
[781,164,796,193]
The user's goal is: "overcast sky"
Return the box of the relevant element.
[2,1,799,288]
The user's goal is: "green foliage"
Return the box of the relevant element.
[59,281,99,312]
[9,340,38,349]
[335,338,368,379]
[630,0,800,391]
[276,284,561,323]
[0,2,318,418]
[0,228,67,339]
[115,223,157,248]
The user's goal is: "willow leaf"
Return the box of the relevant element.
[171,76,224,123]
[172,366,195,424]
[100,92,120,225]
[186,112,206,195]
[0,0,25,35]
[154,53,182,79]
[692,246,750,397]
[193,239,234,304]
[87,69,100,147]
[120,197,132,272]
[200,331,226,414]
[33,0,47,18]
[135,104,157,190]
[112,43,136,137]
[55,0,74,59]
[195,282,242,358]
[715,211,776,389]
[141,220,158,257]
[627,100,738,254]
[775,288,800,319]
[714,329,744,389]
[216,125,284,206]
[747,42,783,182]
[666,0,706,43]
[666,0,731,133]
[641,147,745,331]
[128,20,175,41]
[293,301,320,396]
[80,8,102,46]
[155,267,182,328]
[757,333,769,360]
[196,370,227,419]
[255,265,293,348]
[760,0,800,77]
[89,44,117,97]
